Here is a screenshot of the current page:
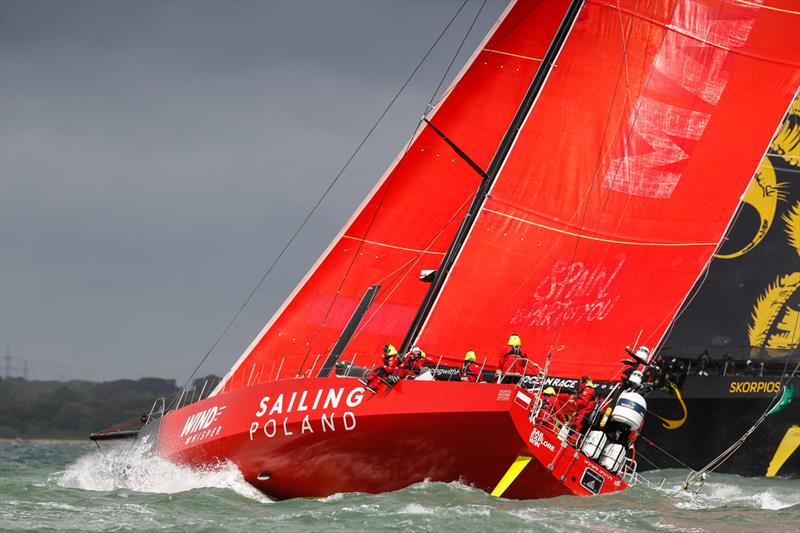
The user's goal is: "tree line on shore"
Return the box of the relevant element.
[0,376,218,439]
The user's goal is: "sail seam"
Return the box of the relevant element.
[589,0,800,68]
[482,208,718,247]
[483,48,543,62]
[210,0,518,395]
[734,0,800,15]
[410,0,587,348]
[341,235,447,255]
[651,85,800,358]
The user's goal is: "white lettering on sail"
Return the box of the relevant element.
[603,98,709,199]
[511,257,624,328]
[602,1,761,198]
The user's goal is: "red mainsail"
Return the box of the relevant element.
[217,0,575,392]
[416,0,800,378]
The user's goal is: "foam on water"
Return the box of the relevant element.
[672,478,800,511]
[54,440,269,503]
[4,442,798,532]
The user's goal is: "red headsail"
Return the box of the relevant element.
[217,0,575,392]
[416,0,800,378]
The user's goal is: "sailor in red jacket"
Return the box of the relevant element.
[537,386,559,425]
[540,387,558,414]
[459,350,481,382]
[499,334,528,374]
[399,346,427,378]
[363,344,400,391]
[571,375,597,435]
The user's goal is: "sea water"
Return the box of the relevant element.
[1,441,798,532]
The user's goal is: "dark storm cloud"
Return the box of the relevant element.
[0,0,506,381]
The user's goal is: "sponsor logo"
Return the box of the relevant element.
[248,386,365,441]
[180,405,226,445]
[729,381,782,394]
[616,398,646,415]
[496,389,511,401]
[529,428,556,452]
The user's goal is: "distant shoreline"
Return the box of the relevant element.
[0,438,91,445]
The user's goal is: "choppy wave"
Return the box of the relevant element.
[55,440,269,502]
[671,478,800,511]
[2,442,798,532]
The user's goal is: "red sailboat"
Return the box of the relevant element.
[95,0,800,499]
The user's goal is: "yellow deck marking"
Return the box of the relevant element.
[766,425,800,477]
[491,455,532,497]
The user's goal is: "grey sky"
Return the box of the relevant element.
[0,0,506,381]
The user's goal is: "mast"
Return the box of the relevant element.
[401,0,585,353]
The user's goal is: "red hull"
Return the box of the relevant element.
[156,377,628,500]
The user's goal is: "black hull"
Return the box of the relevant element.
[640,374,799,478]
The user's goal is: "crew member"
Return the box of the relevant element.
[363,344,400,391]
[499,334,528,374]
[541,387,558,410]
[571,375,596,436]
[696,350,712,376]
[459,350,481,382]
[399,346,427,378]
[538,387,559,421]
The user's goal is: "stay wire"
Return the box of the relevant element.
[427,0,487,109]
[682,359,800,491]
[177,0,472,399]
[291,0,473,375]
[326,2,489,358]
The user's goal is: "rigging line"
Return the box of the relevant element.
[593,0,800,68]
[405,0,588,353]
[648,0,735,353]
[294,0,474,375]
[544,0,658,356]
[348,194,475,345]
[649,254,715,350]
[639,433,695,471]
[428,0,487,108]
[491,0,545,51]
[683,359,800,490]
[613,0,633,106]
[423,118,487,178]
[182,0,471,393]
[651,92,800,353]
